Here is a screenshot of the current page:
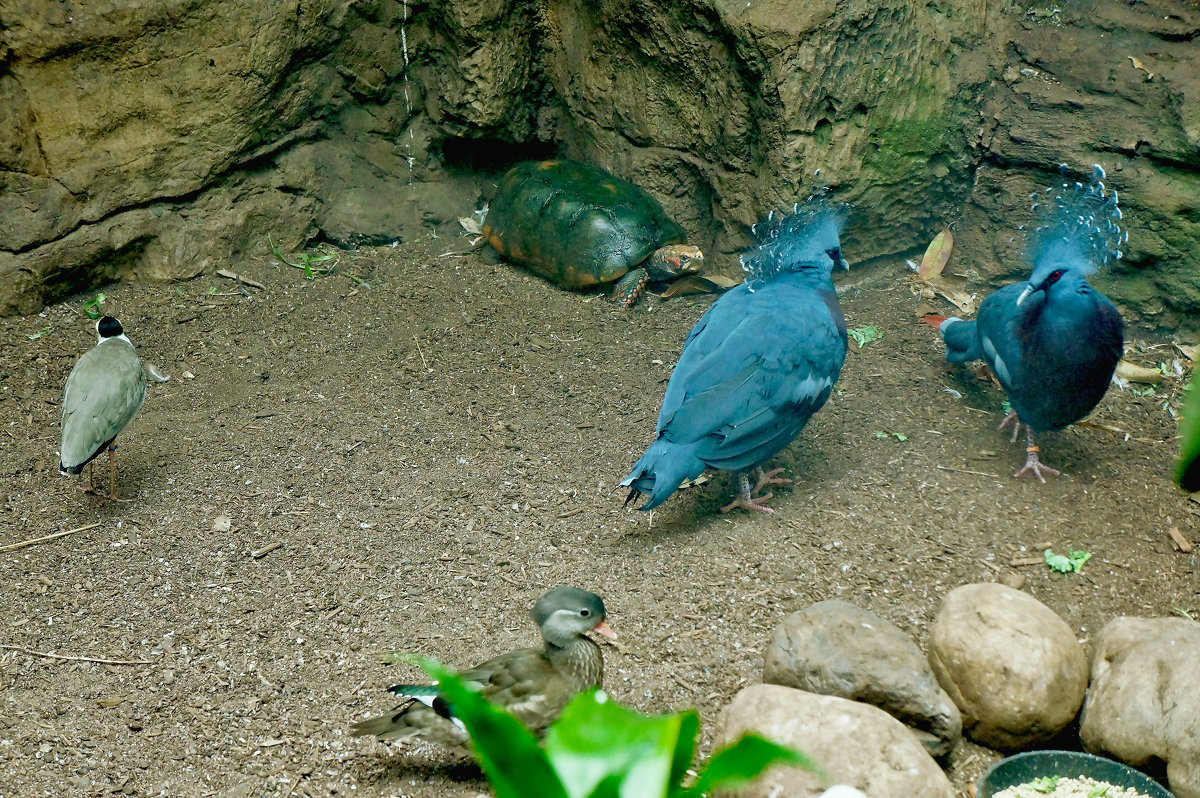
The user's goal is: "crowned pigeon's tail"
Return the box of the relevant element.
[618,437,706,511]
[924,314,982,363]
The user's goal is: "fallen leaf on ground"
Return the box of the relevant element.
[924,274,977,315]
[918,230,954,280]
[1127,55,1153,80]
[1115,360,1164,384]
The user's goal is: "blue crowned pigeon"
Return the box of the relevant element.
[619,196,849,513]
[927,165,1125,481]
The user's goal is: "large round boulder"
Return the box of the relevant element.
[764,599,961,757]
[715,684,954,798]
[1080,616,1200,798]
[927,583,1087,750]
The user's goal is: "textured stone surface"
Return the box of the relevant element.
[2,0,1197,327]
[1081,616,1200,798]
[927,583,1088,751]
[957,2,1200,331]
[0,0,354,312]
[715,684,954,798]
[764,599,961,758]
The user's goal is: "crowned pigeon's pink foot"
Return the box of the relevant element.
[1013,429,1062,482]
[752,466,791,494]
[997,410,1023,443]
[720,473,777,514]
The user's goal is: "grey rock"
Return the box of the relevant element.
[927,583,1087,751]
[764,599,961,758]
[715,684,954,798]
[1081,616,1200,798]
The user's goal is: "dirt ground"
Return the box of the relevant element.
[1,237,1196,798]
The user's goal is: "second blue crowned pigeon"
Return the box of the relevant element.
[927,164,1125,481]
[619,196,849,513]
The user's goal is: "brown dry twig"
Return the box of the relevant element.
[0,644,155,666]
[0,522,101,553]
[936,465,1001,478]
[217,268,266,290]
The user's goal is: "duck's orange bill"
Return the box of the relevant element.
[592,621,618,641]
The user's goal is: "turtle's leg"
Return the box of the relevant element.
[611,268,649,308]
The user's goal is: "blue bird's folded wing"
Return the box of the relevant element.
[655,281,845,472]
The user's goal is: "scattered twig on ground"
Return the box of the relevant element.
[251,541,284,559]
[0,644,155,666]
[936,465,1000,478]
[216,268,266,290]
[0,522,101,553]
[413,336,429,369]
[1167,526,1194,553]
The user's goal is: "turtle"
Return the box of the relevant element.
[483,159,704,306]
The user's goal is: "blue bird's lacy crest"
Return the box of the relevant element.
[739,193,847,283]
[1027,163,1125,280]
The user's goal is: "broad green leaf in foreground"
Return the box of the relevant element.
[1178,378,1200,492]
[419,659,568,798]
[415,660,817,798]
[680,733,823,798]
[543,690,697,798]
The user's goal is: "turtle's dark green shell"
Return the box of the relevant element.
[483,160,686,289]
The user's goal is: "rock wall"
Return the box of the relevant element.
[960,1,1200,331]
[1,0,1197,330]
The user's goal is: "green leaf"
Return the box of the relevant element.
[680,734,821,798]
[1178,377,1200,491]
[1044,550,1073,573]
[403,661,816,798]
[1044,548,1091,574]
[417,659,568,798]
[544,690,687,798]
[847,326,881,348]
[667,711,699,795]
[82,293,106,319]
[27,326,55,340]
[1030,775,1060,793]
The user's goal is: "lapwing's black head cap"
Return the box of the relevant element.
[97,316,123,338]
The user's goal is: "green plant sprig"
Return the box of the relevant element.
[414,657,820,798]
